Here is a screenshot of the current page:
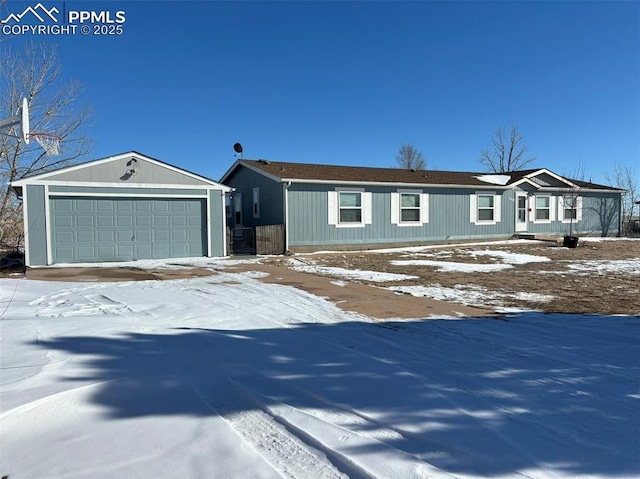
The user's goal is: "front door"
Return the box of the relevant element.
[515,193,528,232]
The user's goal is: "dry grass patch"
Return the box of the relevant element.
[267,240,640,316]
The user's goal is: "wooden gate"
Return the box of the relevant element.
[255,224,285,255]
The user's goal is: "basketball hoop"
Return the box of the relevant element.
[28,132,60,156]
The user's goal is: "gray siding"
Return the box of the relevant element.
[225,167,284,227]
[286,185,621,248]
[48,158,211,186]
[25,185,47,266]
[209,190,226,256]
[524,192,621,236]
[580,193,621,236]
[287,184,514,247]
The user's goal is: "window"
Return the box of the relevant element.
[400,193,420,223]
[470,191,501,225]
[535,196,550,221]
[339,192,362,223]
[477,194,494,222]
[328,189,371,227]
[391,191,428,226]
[559,195,582,223]
[564,203,577,221]
[252,187,260,218]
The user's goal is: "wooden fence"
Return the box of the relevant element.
[255,224,285,255]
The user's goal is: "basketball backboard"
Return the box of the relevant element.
[0,97,29,143]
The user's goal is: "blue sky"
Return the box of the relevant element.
[2,1,639,185]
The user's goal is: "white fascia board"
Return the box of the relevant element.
[219,160,283,184]
[536,186,622,194]
[11,152,231,191]
[281,178,510,190]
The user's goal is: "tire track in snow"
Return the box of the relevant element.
[159,337,350,479]
[231,377,457,479]
[191,307,540,478]
[229,372,514,479]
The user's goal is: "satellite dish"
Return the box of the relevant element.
[233,143,243,153]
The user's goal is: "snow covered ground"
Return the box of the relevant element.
[1,264,639,478]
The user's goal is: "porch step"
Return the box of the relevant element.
[514,233,561,243]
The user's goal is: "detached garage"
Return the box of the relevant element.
[11,151,230,266]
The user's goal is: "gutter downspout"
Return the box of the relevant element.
[224,188,235,256]
[284,181,291,252]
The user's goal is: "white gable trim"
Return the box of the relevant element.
[510,169,577,189]
[12,152,231,191]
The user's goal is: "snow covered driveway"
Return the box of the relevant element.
[1,270,638,478]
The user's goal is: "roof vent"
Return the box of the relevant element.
[258,159,270,165]
[410,168,416,172]
[280,164,285,171]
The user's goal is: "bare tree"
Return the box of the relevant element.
[396,143,426,170]
[605,162,639,235]
[478,123,536,173]
[0,43,93,248]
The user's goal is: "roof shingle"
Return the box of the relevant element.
[239,160,618,190]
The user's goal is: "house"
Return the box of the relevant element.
[11,152,231,266]
[220,160,624,252]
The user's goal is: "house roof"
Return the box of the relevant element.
[223,159,620,191]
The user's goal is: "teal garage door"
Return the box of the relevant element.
[50,197,207,263]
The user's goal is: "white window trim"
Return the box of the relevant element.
[471,191,500,225]
[391,190,429,226]
[532,194,555,223]
[328,188,372,228]
[252,187,260,219]
[558,195,582,223]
